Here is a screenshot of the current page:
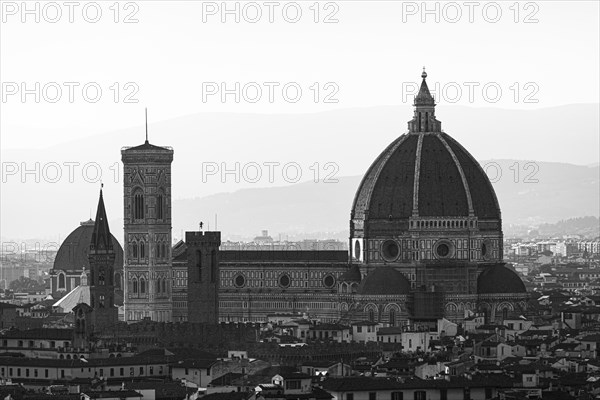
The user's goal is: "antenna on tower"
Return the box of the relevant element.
[145,107,149,144]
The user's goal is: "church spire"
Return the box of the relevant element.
[90,186,113,252]
[408,68,441,133]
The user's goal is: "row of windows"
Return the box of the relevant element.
[1,367,51,378]
[105,365,165,377]
[370,238,496,251]
[370,248,495,262]
[174,270,188,278]
[132,192,167,221]
[410,218,477,229]
[130,242,171,261]
[174,279,187,287]
[226,273,337,289]
[221,270,340,280]
[126,311,171,321]
[129,277,170,295]
[0,364,168,380]
[2,340,70,348]
[219,300,338,310]
[344,389,477,400]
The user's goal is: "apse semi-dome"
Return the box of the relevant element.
[340,264,362,282]
[357,267,411,295]
[53,219,123,272]
[477,264,526,294]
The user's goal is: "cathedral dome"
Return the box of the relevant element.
[350,71,500,235]
[357,267,411,295]
[351,132,500,221]
[477,264,526,294]
[53,219,123,272]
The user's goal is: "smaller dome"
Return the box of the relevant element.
[478,264,526,294]
[358,267,411,295]
[53,220,123,273]
[341,265,362,282]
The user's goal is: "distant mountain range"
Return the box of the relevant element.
[536,217,599,239]
[1,104,598,240]
[173,160,599,241]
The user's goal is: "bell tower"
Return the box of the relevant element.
[122,114,174,323]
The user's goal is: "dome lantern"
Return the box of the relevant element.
[408,69,441,133]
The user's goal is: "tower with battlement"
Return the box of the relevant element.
[186,231,221,324]
[121,139,174,322]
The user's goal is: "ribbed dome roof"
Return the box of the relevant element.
[477,264,526,294]
[357,267,411,295]
[351,132,500,221]
[53,220,123,272]
[351,71,500,231]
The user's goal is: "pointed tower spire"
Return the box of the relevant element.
[90,186,113,252]
[408,68,441,133]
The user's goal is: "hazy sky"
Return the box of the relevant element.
[2,1,599,149]
[1,1,599,241]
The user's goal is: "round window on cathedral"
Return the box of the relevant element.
[381,240,400,262]
[323,274,335,288]
[437,244,449,257]
[234,274,246,288]
[279,274,291,288]
[434,240,454,259]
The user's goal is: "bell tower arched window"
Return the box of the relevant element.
[140,242,145,258]
[157,193,164,220]
[132,278,138,294]
[140,278,146,294]
[133,191,144,220]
